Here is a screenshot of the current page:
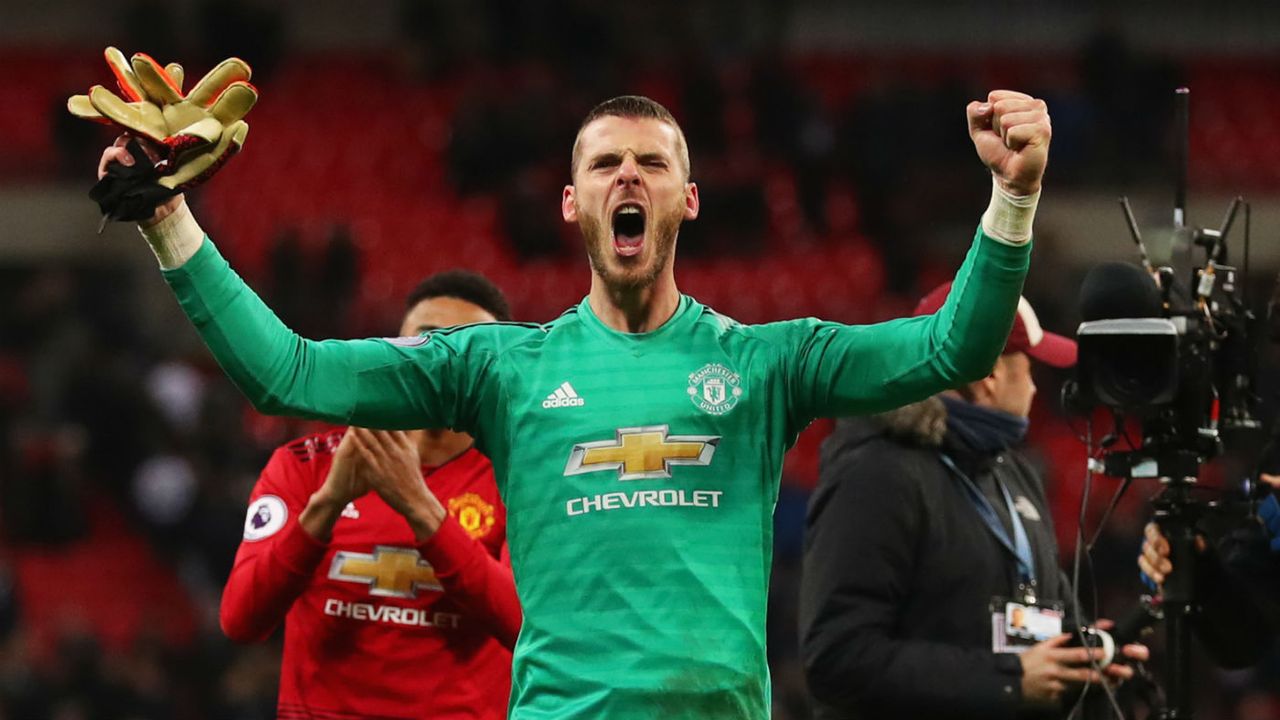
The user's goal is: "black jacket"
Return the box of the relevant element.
[1189,512,1280,667]
[800,398,1079,720]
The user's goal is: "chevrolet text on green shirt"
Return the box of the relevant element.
[164,227,1029,719]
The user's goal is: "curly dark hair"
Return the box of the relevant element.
[404,270,512,322]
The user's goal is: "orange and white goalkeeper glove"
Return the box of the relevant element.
[68,47,257,218]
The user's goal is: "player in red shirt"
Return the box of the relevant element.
[220,271,522,720]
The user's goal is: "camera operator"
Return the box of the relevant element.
[801,285,1148,720]
[1138,474,1280,668]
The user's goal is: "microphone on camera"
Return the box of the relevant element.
[1079,262,1163,322]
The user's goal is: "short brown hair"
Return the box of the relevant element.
[570,95,691,180]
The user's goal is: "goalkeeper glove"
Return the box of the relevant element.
[68,47,256,191]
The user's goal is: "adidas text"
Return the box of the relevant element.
[543,382,585,409]
[543,397,585,408]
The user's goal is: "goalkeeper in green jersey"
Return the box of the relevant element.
[96,88,1050,718]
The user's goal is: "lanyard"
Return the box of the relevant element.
[939,453,1037,599]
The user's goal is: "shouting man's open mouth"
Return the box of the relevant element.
[612,203,646,257]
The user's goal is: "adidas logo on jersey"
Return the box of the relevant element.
[542,382,585,408]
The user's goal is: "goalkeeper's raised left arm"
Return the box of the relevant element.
[85,53,501,436]
[162,226,502,436]
[97,146,494,435]
[138,193,487,431]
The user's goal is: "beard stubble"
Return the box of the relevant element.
[579,202,683,293]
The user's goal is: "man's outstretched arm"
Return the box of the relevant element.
[781,90,1048,425]
[102,142,485,430]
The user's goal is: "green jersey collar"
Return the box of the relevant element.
[575,294,701,348]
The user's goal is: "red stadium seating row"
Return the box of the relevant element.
[13,499,198,660]
[11,49,1280,186]
[1189,60,1280,189]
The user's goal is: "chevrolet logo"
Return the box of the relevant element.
[564,425,719,481]
[328,546,442,599]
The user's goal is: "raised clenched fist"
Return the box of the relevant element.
[967,90,1051,196]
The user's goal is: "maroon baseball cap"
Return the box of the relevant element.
[912,283,1077,368]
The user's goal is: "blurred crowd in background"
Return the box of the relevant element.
[2,1,1280,718]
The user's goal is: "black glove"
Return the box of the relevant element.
[89,138,181,223]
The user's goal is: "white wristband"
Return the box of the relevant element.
[138,201,205,269]
[981,176,1039,246]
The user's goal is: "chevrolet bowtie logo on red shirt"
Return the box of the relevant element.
[328,546,442,598]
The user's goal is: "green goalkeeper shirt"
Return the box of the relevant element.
[164,227,1029,719]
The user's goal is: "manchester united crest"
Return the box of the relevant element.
[687,363,743,416]
[448,493,496,540]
